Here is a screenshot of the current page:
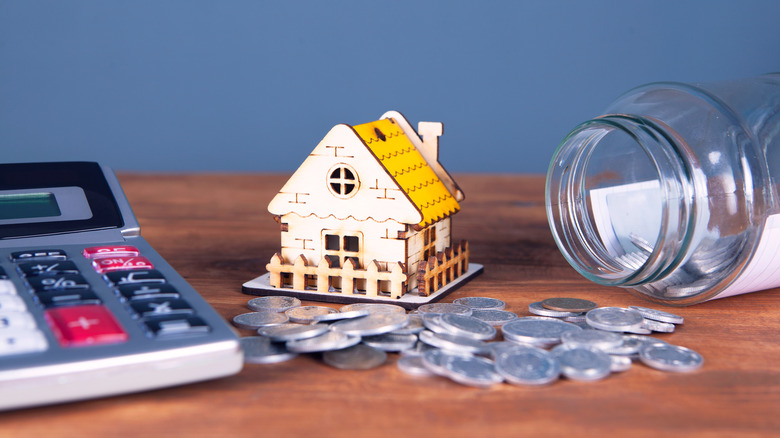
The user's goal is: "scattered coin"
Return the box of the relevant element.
[233,312,289,330]
[495,345,560,386]
[541,297,598,313]
[339,303,406,315]
[392,313,425,335]
[240,336,298,364]
[486,341,525,359]
[312,308,370,322]
[439,313,497,341]
[247,296,301,313]
[552,344,612,381]
[585,307,645,332]
[603,334,664,356]
[421,348,473,376]
[286,330,361,353]
[610,355,632,372]
[329,313,409,336]
[628,306,684,325]
[421,313,453,335]
[560,329,624,351]
[639,343,704,372]
[453,297,506,310]
[502,317,581,346]
[323,344,387,370]
[442,354,504,387]
[529,301,584,318]
[419,330,487,354]
[362,333,418,352]
[400,341,437,357]
[257,322,329,342]
[417,303,473,316]
[285,306,338,324]
[641,318,676,333]
[470,309,518,326]
[397,354,436,377]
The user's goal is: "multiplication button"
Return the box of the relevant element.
[130,298,194,319]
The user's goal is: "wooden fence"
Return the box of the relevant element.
[266,254,408,299]
[417,240,470,297]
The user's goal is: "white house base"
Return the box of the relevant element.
[242,263,484,310]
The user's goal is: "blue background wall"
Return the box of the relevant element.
[1,1,778,173]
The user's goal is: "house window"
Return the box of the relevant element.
[323,231,362,268]
[422,226,437,261]
[327,164,359,198]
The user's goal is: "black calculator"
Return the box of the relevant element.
[0,162,242,410]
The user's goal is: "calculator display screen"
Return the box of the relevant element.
[0,192,62,220]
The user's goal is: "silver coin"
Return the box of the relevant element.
[470,309,519,326]
[541,297,598,313]
[362,333,419,352]
[528,301,583,318]
[603,334,665,356]
[418,330,487,354]
[285,330,361,353]
[486,341,526,359]
[421,313,454,335]
[563,314,587,323]
[240,336,298,364]
[501,317,582,346]
[392,313,425,334]
[623,325,653,335]
[417,303,473,316]
[442,354,503,387]
[610,355,632,372]
[397,355,436,377]
[233,312,289,330]
[495,345,561,385]
[628,306,684,324]
[312,308,370,322]
[639,343,704,372]
[551,344,612,381]
[399,341,437,357]
[453,297,506,310]
[339,303,406,314]
[585,307,645,332]
[322,344,387,370]
[439,313,497,341]
[247,296,301,313]
[285,306,338,324]
[257,322,329,342]
[641,318,676,333]
[329,313,409,336]
[421,348,473,376]
[560,329,624,351]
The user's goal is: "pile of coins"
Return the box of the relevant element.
[234,295,703,387]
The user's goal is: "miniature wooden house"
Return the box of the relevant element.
[265,111,470,299]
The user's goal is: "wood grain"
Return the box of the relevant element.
[3,173,779,437]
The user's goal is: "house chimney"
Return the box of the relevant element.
[418,121,443,161]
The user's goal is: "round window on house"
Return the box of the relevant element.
[327,164,359,198]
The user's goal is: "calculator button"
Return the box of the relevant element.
[0,330,48,356]
[36,290,102,308]
[0,295,27,312]
[91,256,154,274]
[104,269,166,286]
[27,274,91,292]
[0,312,37,330]
[18,260,80,277]
[44,305,128,347]
[10,249,67,262]
[130,298,194,319]
[144,316,210,338]
[0,280,19,295]
[116,284,180,301]
[83,245,140,259]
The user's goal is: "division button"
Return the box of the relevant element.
[83,245,140,259]
[91,256,154,274]
[103,269,166,287]
[10,249,67,262]
[144,316,211,338]
[44,305,128,347]
[18,260,80,277]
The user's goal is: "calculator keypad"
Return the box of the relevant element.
[0,279,48,356]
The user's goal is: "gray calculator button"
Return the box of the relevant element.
[18,260,80,277]
[116,284,180,301]
[36,290,102,308]
[27,274,90,292]
[0,312,37,330]
[10,249,67,262]
[0,330,48,356]
[0,280,19,295]
[144,316,210,338]
[130,298,194,318]
[0,295,27,312]
[104,269,166,286]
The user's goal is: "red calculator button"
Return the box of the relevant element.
[45,305,128,347]
[91,256,154,274]
[83,246,140,259]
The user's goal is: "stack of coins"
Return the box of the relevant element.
[234,295,703,386]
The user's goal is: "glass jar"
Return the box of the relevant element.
[546,73,780,306]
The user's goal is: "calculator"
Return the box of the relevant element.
[0,162,242,411]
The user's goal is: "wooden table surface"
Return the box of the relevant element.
[4,173,779,437]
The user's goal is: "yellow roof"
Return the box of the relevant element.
[353,118,460,228]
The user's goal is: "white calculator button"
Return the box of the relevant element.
[0,280,19,295]
[0,312,37,331]
[0,295,27,312]
[0,330,48,356]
